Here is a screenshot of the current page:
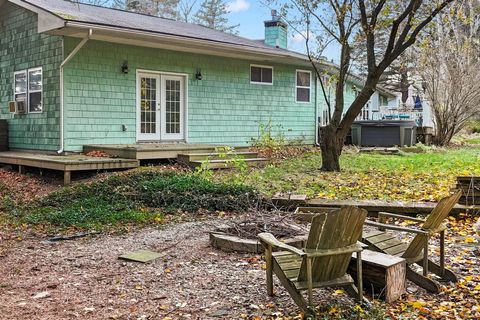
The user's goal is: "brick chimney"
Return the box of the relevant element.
[264,10,288,49]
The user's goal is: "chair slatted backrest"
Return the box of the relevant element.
[402,190,462,260]
[297,207,367,283]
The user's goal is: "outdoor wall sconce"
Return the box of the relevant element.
[121,61,129,74]
[195,68,203,80]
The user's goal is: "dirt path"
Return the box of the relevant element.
[0,219,315,320]
[1,217,479,319]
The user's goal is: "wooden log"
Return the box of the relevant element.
[348,250,406,303]
[291,198,471,216]
[293,207,340,222]
[209,232,306,254]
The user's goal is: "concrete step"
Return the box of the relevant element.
[177,151,258,163]
[189,157,269,169]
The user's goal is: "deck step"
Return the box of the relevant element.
[189,158,269,169]
[177,151,259,163]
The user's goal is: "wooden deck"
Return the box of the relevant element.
[0,151,139,185]
[83,143,227,160]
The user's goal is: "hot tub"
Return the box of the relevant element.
[348,120,417,147]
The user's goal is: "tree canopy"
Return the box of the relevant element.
[274,0,455,171]
[194,0,239,33]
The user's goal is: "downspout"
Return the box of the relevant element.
[58,29,92,154]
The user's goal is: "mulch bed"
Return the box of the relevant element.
[0,168,60,202]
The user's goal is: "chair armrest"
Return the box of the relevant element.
[258,232,306,257]
[428,223,447,235]
[365,220,429,235]
[378,212,426,223]
[304,242,363,258]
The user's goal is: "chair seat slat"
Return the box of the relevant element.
[293,275,354,291]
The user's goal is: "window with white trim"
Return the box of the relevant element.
[28,67,43,113]
[14,70,27,112]
[296,70,311,102]
[13,67,43,113]
[250,65,273,84]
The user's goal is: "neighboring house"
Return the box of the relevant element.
[349,84,436,148]
[318,71,398,125]
[0,0,383,154]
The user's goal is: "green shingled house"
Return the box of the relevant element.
[0,0,394,155]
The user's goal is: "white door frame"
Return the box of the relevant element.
[136,72,160,141]
[136,70,187,142]
[161,74,185,141]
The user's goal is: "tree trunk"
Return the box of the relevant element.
[319,125,343,171]
[400,71,409,103]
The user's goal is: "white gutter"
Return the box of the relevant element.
[58,29,92,154]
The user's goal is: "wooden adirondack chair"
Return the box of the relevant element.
[363,190,462,293]
[258,207,367,318]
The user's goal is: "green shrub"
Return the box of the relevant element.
[251,118,286,149]
[138,174,255,212]
[7,170,258,230]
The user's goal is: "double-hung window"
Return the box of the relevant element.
[250,65,273,84]
[14,71,27,112]
[296,70,311,103]
[28,68,43,112]
[13,67,43,113]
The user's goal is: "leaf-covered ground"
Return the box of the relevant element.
[221,147,480,202]
[377,213,480,320]
[0,214,478,319]
[0,169,59,204]
[1,147,479,319]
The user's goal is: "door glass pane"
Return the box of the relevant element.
[165,79,181,134]
[140,77,157,134]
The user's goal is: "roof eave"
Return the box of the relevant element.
[9,0,65,32]
[47,20,312,66]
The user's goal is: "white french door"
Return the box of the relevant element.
[137,72,185,141]
[161,75,185,140]
[137,73,160,141]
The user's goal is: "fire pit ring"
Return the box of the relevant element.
[209,220,307,254]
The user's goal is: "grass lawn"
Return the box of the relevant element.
[218,146,480,202]
[466,137,480,145]
[2,146,478,232]
[453,133,480,145]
